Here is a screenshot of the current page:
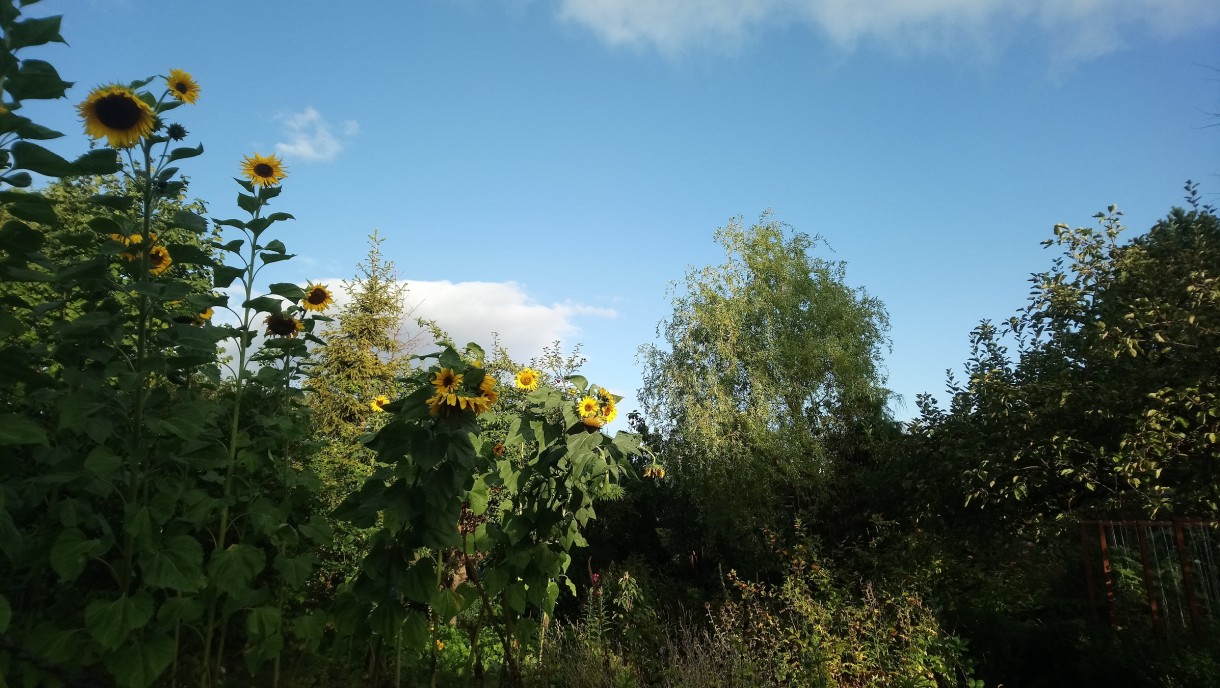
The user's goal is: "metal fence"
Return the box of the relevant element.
[1079,519,1220,640]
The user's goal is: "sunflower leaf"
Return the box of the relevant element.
[90,193,135,211]
[6,59,71,100]
[71,148,121,175]
[259,252,295,265]
[243,295,284,314]
[212,217,247,229]
[213,264,244,288]
[236,193,260,215]
[9,140,72,176]
[269,282,306,301]
[170,209,207,233]
[1,171,32,188]
[1,194,55,224]
[0,413,47,445]
[167,144,203,163]
[7,15,64,49]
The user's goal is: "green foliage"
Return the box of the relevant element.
[918,188,1220,528]
[639,211,891,555]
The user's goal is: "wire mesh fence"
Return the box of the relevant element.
[1079,519,1220,640]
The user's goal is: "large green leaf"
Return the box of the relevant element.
[5,59,71,100]
[0,413,47,445]
[0,594,10,632]
[208,544,266,598]
[85,593,154,650]
[103,635,174,688]
[140,535,204,592]
[49,527,103,581]
[7,16,66,50]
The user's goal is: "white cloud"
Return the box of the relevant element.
[403,279,617,359]
[274,107,355,162]
[554,0,1220,62]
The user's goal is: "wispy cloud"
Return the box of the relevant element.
[274,107,358,162]
[555,0,1220,62]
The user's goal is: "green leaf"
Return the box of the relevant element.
[208,544,266,598]
[468,476,490,516]
[9,140,73,176]
[170,209,207,233]
[216,238,244,253]
[85,593,154,650]
[156,597,203,625]
[246,605,281,640]
[566,375,589,393]
[259,251,294,265]
[5,59,71,100]
[505,581,527,614]
[402,610,429,648]
[274,552,316,590]
[49,528,103,581]
[242,295,284,314]
[401,559,437,603]
[213,264,244,288]
[89,193,135,211]
[0,217,43,251]
[0,413,46,446]
[429,588,464,624]
[140,535,204,592]
[367,602,403,639]
[72,148,121,175]
[166,143,203,163]
[1,193,55,224]
[291,610,328,651]
[237,192,260,215]
[7,15,65,49]
[103,635,174,688]
[544,580,560,612]
[1,171,31,187]
[0,595,10,632]
[269,282,306,301]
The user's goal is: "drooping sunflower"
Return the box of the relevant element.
[193,307,214,326]
[165,69,200,104]
[492,442,506,458]
[241,153,287,188]
[479,374,497,394]
[301,282,334,312]
[370,395,390,412]
[432,368,463,394]
[148,245,172,275]
[514,367,540,391]
[78,85,156,149]
[577,396,600,418]
[596,387,614,403]
[264,313,303,338]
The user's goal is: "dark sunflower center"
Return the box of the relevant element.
[442,373,455,387]
[96,94,143,129]
[267,315,296,336]
[150,252,165,266]
[253,163,274,178]
[308,289,327,304]
[174,81,188,94]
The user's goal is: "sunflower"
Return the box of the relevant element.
[78,85,156,149]
[479,375,497,394]
[264,313,303,338]
[514,367,540,391]
[603,402,617,424]
[577,396,600,418]
[370,395,390,412]
[241,153,286,188]
[165,69,200,104]
[193,307,214,327]
[596,387,614,403]
[148,245,172,275]
[301,282,334,312]
[431,368,463,394]
[582,415,606,429]
[493,442,506,458]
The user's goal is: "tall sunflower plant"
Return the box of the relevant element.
[333,345,645,685]
[0,4,330,685]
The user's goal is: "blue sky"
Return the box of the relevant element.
[23,0,1220,423]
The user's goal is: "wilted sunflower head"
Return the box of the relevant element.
[241,153,286,188]
[493,442,506,458]
[78,85,156,149]
[166,69,200,104]
[166,123,188,141]
[369,395,390,412]
[301,282,334,312]
[263,313,303,338]
[479,375,497,394]
[514,367,540,391]
[148,245,172,275]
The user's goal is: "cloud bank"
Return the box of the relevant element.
[274,107,358,162]
[555,0,1220,61]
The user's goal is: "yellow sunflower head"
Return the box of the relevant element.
[263,313,303,338]
[301,282,334,312]
[148,245,172,275]
[479,375,497,394]
[582,415,606,429]
[78,85,156,149]
[241,153,287,188]
[603,402,617,424]
[431,368,463,394]
[193,307,214,327]
[577,396,600,418]
[370,395,390,413]
[596,387,614,403]
[514,367,540,391]
[165,69,200,104]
